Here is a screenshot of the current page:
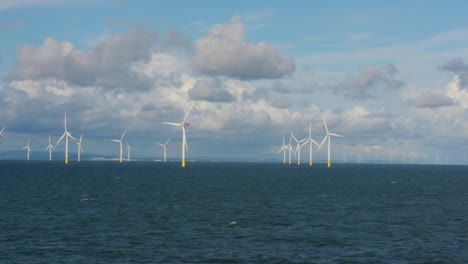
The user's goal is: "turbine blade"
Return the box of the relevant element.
[0,126,6,135]
[112,139,120,143]
[323,117,329,134]
[282,136,285,146]
[121,129,127,140]
[183,104,194,123]
[317,136,327,151]
[64,112,67,131]
[56,133,66,146]
[68,133,76,141]
[157,143,164,147]
[165,137,171,145]
[291,133,298,143]
[163,122,182,127]
[329,133,344,137]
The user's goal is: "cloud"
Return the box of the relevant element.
[271,98,290,109]
[332,64,404,99]
[446,75,468,109]
[438,57,468,89]
[192,16,295,80]
[8,27,158,91]
[406,92,454,108]
[188,78,235,103]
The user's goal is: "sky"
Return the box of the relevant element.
[0,0,468,163]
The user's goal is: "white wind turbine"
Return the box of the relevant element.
[126,142,131,162]
[76,133,83,162]
[163,105,193,168]
[44,135,54,161]
[23,138,31,161]
[277,136,290,164]
[157,137,171,163]
[303,122,319,166]
[56,113,76,164]
[291,133,307,165]
[112,130,126,163]
[318,117,343,168]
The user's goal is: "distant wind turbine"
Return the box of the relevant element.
[157,137,171,163]
[112,130,126,163]
[77,133,83,162]
[303,122,319,166]
[277,136,290,164]
[163,104,193,168]
[318,117,343,168]
[23,138,31,161]
[44,135,54,161]
[291,133,307,165]
[56,113,76,164]
[126,142,131,162]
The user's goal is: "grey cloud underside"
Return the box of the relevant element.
[188,79,234,103]
[439,57,468,90]
[271,98,290,109]
[192,16,295,80]
[8,28,159,91]
[407,93,455,108]
[271,80,317,94]
[332,64,404,100]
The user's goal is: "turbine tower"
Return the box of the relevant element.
[44,135,54,161]
[163,104,193,168]
[304,122,319,166]
[56,113,76,164]
[287,134,293,165]
[112,130,126,163]
[77,133,83,162]
[318,117,343,168]
[23,138,31,161]
[157,137,171,163]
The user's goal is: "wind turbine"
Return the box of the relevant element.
[287,134,293,165]
[277,136,290,164]
[112,130,126,163]
[163,104,193,168]
[44,135,54,161]
[318,117,343,168]
[126,142,131,162]
[76,133,83,162]
[23,138,31,161]
[291,133,307,165]
[0,126,6,138]
[56,112,76,164]
[157,137,171,163]
[303,122,319,166]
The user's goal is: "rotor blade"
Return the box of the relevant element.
[121,130,127,140]
[165,137,171,145]
[282,136,285,146]
[112,139,120,143]
[79,133,83,143]
[329,133,344,137]
[64,112,67,131]
[309,121,312,138]
[157,143,165,147]
[291,132,298,143]
[317,135,327,151]
[311,139,319,146]
[183,104,194,123]
[56,133,66,146]
[288,133,293,145]
[323,117,329,134]
[68,133,76,141]
[0,126,6,135]
[162,122,182,127]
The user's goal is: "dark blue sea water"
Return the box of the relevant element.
[0,161,466,263]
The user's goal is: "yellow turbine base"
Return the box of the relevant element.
[288,161,292,165]
[182,159,186,168]
[309,161,312,166]
[65,158,68,164]
[327,161,331,168]
[120,159,123,163]
[298,161,301,165]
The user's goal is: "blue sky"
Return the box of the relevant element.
[1,0,468,163]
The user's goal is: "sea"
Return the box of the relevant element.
[0,161,466,263]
